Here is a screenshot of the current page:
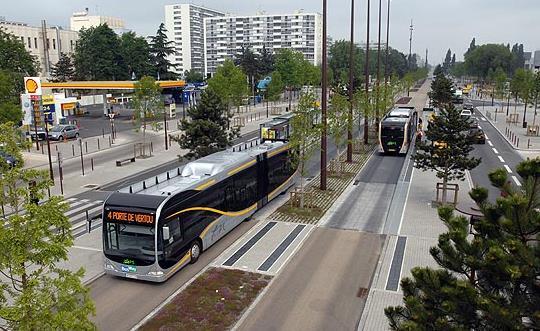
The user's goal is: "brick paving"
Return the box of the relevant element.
[268,144,376,225]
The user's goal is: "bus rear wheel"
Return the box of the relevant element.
[189,241,201,264]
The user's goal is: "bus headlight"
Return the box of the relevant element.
[105,263,115,270]
[148,271,164,276]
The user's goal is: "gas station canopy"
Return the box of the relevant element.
[41,80,186,90]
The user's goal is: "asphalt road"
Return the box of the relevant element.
[468,108,524,200]
[238,228,385,331]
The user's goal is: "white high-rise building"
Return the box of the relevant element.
[0,18,79,77]
[164,4,224,76]
[204,11,323,75]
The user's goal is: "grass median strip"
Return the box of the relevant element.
[139,267,272,331]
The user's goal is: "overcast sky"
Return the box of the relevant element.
[3,0,540,63]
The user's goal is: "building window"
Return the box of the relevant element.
[20,36,24,44]
[27,37,31,48]
[52,39,56,50]
[70,40,73,52]
[47,38,50,49]
[34,38,38,49]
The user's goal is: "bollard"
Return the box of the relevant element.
[517,138,519,147]
[129,186,133,193]
[86,210,90,233]
[97,138,100,150]
[108,136,111,147]
[143,181,147,189]
[85,141,88,153]
[40,141,44,154]
[150,142,153,154]
[528,138,531,148]
[155,176,159,185]
[102,128,105,138]
[91,158,94,171]
[177,168,180,176]
[167,172,170,180]
[55,145,58,152]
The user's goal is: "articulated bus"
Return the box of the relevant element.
[379,107,418,155]
[102,139,296,282]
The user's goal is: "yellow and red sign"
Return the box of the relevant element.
[24,77,42,95]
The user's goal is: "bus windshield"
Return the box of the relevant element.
[104,223,156,266]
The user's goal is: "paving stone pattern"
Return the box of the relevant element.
[269,145,376,225]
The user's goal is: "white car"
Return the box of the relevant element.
[460,109,472,117]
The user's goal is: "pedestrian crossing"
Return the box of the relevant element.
[62,197,104,238]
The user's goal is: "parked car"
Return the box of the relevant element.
[28,128,47,141]
[463,103,474,110]
[48,125,80,141]
[460,109,473,118]
[0,149,17,168]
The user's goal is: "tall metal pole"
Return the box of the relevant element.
[375,0,383,126]
[383,0,391,111]
[347,0,355,162]
[363,0,371,144]
[164,109,168,151]
[320,0,328,191]
[43,107,54,182]
[408,19,413,69]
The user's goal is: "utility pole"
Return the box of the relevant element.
[383,0,391,110]
[408,19,414,69]
[425,48,428,68]
[320,0,328,191]
[346,0,355,162]
[42,102,54,182]
[363,0,371,145]
[375,0,383,126]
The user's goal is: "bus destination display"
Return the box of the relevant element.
[106,210,154,225]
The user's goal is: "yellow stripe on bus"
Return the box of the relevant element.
[165,204,258,220]
[268,145,289,158]
[227,159,256,176]
[166,251,191,276]
[268,171,298,200]
[195,179,216,191]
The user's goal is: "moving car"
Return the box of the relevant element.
[49,125,80,141]
[463,103,474,110]
[460,109,473,118]
[468,126,486,144]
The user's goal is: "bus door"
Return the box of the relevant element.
[257,153,269,208]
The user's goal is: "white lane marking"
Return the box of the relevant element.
[512,176,522,187]
[72,245,102,252]
[492,148,499,154]
[504,165,513,174]
[498,156,505,162]
[478,125,482,129]
[465,170,474,190]
[66,197,77,202]
[481,118,487,121]
[484,133,489,139]
[488,141,493,147]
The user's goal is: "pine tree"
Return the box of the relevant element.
[386,158,540,330]
[176,88,239,159]
[428,72,455,108]
[149,23,176,80]
[414,101,480,204]
[50,53,74,82]
[443,49,452,72]
[259,46,275,76]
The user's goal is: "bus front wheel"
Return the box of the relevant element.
[189,241,202,264]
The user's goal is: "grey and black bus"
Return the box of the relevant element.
[378,107,418,155]
[102,140,297,282]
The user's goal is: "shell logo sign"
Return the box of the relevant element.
[24,77,42,95]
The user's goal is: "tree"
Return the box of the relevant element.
[386,158,540,330]
[518,68,535,127]
[414,103,480,203]
[328,93,350,172]
[451,54,456,68]
[184,69,204,83]
[149,23,176,80]
[428,72,455,109]
[120,31,152,80]
[50,53,74,82]
[176,88,238,159]
[132,76,162,149]
[0,71,23,124]
[289,91,320,208]
[266,71,284,103]
[234,46,260,102]
[258,46,275,76]
[0,123,95,330]
[494,67,507,100]
[207,59,248,115]
[465,37,476,56]
[74,24,126,80]
[275,49,305,110]
[402,72,415,97]
[532,72,540,125]
[443,49,452,72]
[450,62,467,78]
[464,44,514,78]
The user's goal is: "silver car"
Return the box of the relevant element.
[49,125,79,141]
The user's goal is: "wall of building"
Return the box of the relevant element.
[203,12,323,75]
[70,10,126,33]
[1,20,78,77]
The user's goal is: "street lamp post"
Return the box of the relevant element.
[363,0,371,144]
[108,113,116,143]
[320,0,328,191]
[383,0,391,110]
[43,112,54,182]
[346,0,355,162]
[164,107,168,151]
[375,0,383,126]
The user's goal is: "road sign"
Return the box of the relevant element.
[169,104,176,118]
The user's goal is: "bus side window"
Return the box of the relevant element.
[166,217,182,244]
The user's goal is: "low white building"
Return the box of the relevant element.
[0,17,79,77]
[203,11,323,75]
[70,9,127,34]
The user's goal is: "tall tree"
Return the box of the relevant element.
[0,71,23,124]
[275,49,305,110]
[207,59,248,115]
[414,103,480,203]
[328,93,350,172]
[464,44,514,78]
[120,31,152,80]
[289,91,320,208]
[428,72,455,108]
[234,46,259,100]
[266,71,284,103]
[494,67,508,99]
[176,88,238,159]
[443,49,452,72]
[50,53,75,82]
[184,69,204,83]
[259,46,275,76]
[149,23,176,80]
[451,54,456,68]
[386,158,540,330]
[74,24,126,80]
[132,76,162,149]
[0,123,95,330]
[466,37,476,55]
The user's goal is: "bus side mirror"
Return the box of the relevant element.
[163,226,171,241]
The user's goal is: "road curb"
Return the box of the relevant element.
[478,109,540,152]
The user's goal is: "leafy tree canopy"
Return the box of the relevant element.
[207,59,248,109]
[120,31,153,80]
[464,43,514,78]
[184,69,204,83]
